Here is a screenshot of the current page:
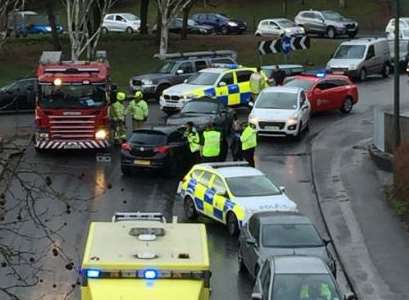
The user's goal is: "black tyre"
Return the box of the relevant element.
[294,122,302,141]
[348,31,358,38]
[340,97,353,114]
[101,27,109,34]
[155,84,170,102]
[221,26,229,35]
[226,212,240,237]
[382,63,391,78]
[238,250,248,273]
[359,68,367,81]
[126,27,134,34]
[121,166,132,176]
[327,26,336,39]
[184,196,198,220]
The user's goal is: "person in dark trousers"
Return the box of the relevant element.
[271,65,286,86]
[230,115,243,161]
[200,122,222,163]
[184,121,201,166]
[240,122,257,167]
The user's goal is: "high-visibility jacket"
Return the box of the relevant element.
[110,101,126,121]
[127,99,149,121]
[202,130,221,158]
[249,72,266,94]
[299,283,332,300]
[186,129,201,153]
[240,125,257,150]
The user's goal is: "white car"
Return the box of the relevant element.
[249,86,310,138]
[385,17,409,36]
[177,162,298,236]
[102,13,140,34]
[255,18,305,38]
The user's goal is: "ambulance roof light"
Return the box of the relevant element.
[143,269,158,279]
[86,269,101,278]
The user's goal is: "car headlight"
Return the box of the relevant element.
[249,114,258,124]
[336,24,345,29]
[287,117,298,126]
[95,129,108,140]
[299,27,305,33]
[349,64,358,70]
[141,79,153,86]
[228,21,238,27]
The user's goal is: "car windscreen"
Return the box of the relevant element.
[226,175,281,197]
[271,274,341,300]
[188,72,219,85]
[255,91,298,110]
[129,131,167,145]
[277,19,295,28]
[333,45,366,59]
[188,19,197,26]
[182,101,218,114]
[322,11,344,21]
[157,61,176,73]
[262,224,323,248]
[39,84,107,109]
[284,78,314,90]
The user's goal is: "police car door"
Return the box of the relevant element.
[210,175,229,222]
[196,171,215,217]
[216,71,236,106]
[236,70,254,105]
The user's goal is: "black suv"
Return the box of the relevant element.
[191,13,247,35]
[129,51,237,100]
[0,78,37,112]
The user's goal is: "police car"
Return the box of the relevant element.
[177,162,298,236]
[160,64,256,114]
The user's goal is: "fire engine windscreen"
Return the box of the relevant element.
[39,84,107,109]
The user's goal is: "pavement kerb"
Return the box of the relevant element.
[368,143,394,172]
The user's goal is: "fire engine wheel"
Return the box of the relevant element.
[34,147,46,154]
[226,212,240,237]
[184,196,198,220]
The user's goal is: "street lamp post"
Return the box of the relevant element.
[394,0,401,148]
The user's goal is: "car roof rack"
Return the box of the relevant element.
[153,50,237,61]
[202,161,250,169]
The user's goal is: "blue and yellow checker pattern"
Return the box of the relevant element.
[189,67,255,107]
[181,168,245,225]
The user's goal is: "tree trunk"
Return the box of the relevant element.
[45,0,61,50]
[156,7,161,45]
[181,2,193,40]
[159,10,168,56]
[339,0,346,8]
[140,0,149,34]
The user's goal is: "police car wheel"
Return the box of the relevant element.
[226,212,239,237]
[184,196,198,220]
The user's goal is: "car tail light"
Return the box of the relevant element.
[154,145,170,154]
[121,143,132,152]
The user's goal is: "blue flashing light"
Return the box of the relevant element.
[316,72,326,78]
[143,269,158,279]
[86,269,101,278]
[225,64,238,69]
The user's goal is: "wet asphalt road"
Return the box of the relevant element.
[0,74,406,300]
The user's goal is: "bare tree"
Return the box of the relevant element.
[139,0,150,35]
[62,0,116,60]
[155,0,193,56]
[0,0,24,49]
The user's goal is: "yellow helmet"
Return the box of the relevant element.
[134,91,143,100]
[116,92,126,101]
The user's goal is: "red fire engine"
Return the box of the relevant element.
[34,51,111,151]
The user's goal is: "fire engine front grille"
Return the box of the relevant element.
[49,115,96,139]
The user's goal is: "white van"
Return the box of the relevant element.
[326,38,392,81]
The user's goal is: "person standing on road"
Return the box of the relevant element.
[271,65,286,86]
[230,115,243,161]
[240,122,257,167]
[185,121,201,166]
[126,91,149,130]
[201,122,221,163]
[109,91,127,144]
[249,67,267,103]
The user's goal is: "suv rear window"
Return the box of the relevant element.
[129,131,167,145]
[211,57,235,64]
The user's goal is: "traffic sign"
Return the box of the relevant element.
[257,36,310,56]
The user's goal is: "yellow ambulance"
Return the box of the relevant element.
[80,212,211,300]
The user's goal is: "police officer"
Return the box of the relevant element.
[230,115,243,161]
[126,91,149,130]
[109,92,127,144]
[249,67,267,102]
[185,121,201,166]
[299,280,332,300]
[240,122,257,167]
[271,65,286,86]
[201,122,221,163]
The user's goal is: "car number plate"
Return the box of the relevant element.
[333,71,345,75]
[265,126,280,131]
[134,160,151,166]
[63,143,81,149]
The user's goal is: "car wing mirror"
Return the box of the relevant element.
[183,79,188,83]
[246,237,257,246]
[176,69,184,75]
[323,238,332,246]
[344,292,357,300]
[279,186,286,193]
[251,292,262,300]
[218,81,226,87]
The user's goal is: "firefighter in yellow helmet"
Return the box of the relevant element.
[126,91,149,130]
[109,91,127,144]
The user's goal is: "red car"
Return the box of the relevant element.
[284,73,359,113]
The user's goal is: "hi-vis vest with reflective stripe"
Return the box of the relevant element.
[110,101,126,121]
[187,130,200,153]
[241,126,257,150]
[202,130,221,157]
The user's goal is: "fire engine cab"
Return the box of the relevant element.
[34,51,111,151]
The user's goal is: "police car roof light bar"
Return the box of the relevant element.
[153,50,238,61]
[112,212,167,223]
[204,161,250,169]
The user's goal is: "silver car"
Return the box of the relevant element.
[102,13,140,34]
[295,10,358,39]
[251,256,356,300]
[238,211,336,278]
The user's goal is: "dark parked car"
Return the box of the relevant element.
[191,13,247,35]
[129,51,237,100]
[166,97,235,134]
[238,211,336,279]
[0,78,37,113]
[120,126,190,176]
[154,18,214,35]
